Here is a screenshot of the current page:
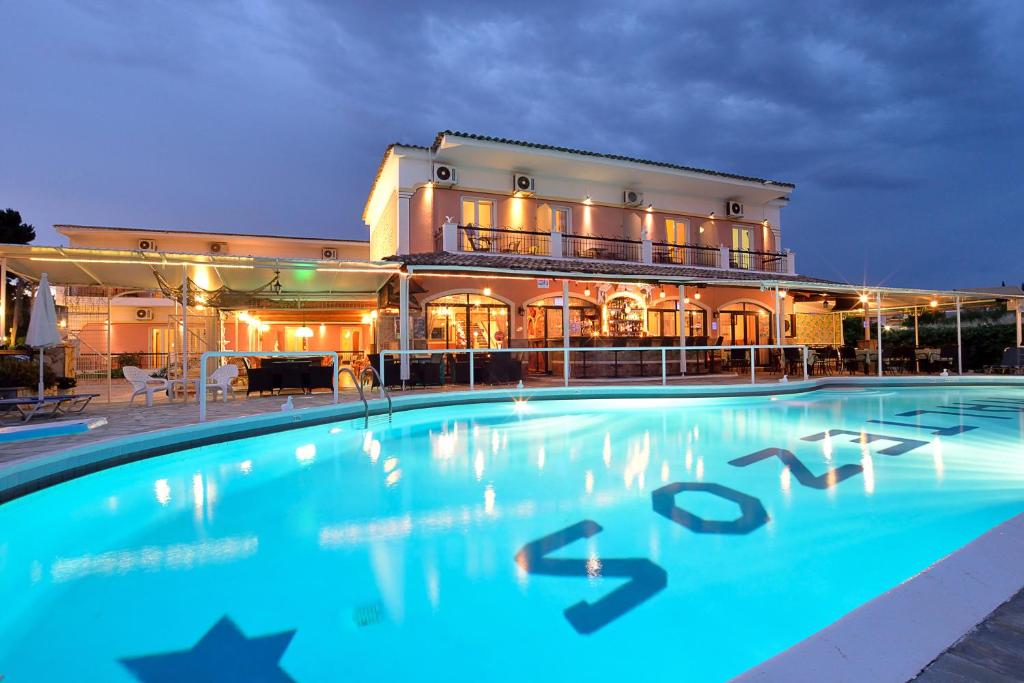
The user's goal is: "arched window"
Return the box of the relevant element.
[425,293,510,349]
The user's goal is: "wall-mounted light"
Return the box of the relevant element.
[583,195,593,205]
[778,290,787,298]
[699,226,705,233]
[584,286,591,297]
[708,212,716,219]
[295,326,314,338]
[683,296,690,304]
[483,287,492,296]
[859,294,869,303]
[930,299,939,308]
[646,204,653,213]
[694,292,701,300]
[659,289,666,298]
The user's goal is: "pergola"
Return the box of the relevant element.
[0,243,400,397]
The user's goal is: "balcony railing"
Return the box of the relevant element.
[457,225,551,256]
[729,248,789,273]
[438,222,793,274]
[563,234,641,262]
[651,242,721,268]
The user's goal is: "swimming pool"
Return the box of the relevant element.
[1,385,1023,681]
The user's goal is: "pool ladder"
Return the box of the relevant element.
[338,367,393,429]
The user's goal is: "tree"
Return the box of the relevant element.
[0,208,35,244]
[1,208,36,346]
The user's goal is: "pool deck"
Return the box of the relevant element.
[915,587,1024,682]
[3,374,1024,682]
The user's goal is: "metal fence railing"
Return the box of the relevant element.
[728,248,788,273]
[458,225,551,256]
[380,344,809,390]
[652,242,721,268]
[563,234,641,262]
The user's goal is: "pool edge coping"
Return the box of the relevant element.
[3,375,1022,505]
[731,512,1024,683]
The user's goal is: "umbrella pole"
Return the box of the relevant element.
[38,348,45,400]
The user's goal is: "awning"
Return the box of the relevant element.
[0,243,400,303]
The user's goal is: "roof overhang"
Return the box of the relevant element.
[0,243,399,301]
[435,133,795,205]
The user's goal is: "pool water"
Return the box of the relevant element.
[2,386,1024,681]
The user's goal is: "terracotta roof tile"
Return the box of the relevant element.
[389,251,836,285]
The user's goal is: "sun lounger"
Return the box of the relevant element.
[0,393,99,422]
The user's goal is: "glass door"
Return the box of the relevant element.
[732,227,753,269]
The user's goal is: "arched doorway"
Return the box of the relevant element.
[526,295,599,372]
[719,300,774,365]
[604,292,647,337]
[424,293,510,349]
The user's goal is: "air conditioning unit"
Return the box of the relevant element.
[138,239,158,251]
[432,164,459,186]
[513,173,536,196]
[321,247,338,260]
[209,242,228,254]
[623,190,644,207]
[726,199,745,218]
[135,308,154,321]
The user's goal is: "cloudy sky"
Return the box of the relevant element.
[3,0,1022,289]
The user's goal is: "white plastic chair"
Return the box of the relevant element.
[205,364,239,402]
[123,366,169,407]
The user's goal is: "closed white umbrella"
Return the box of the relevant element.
[25,273,62,400]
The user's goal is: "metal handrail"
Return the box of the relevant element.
[359,365,392,427]
[338,367,369,426]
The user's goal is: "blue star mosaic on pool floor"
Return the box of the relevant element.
[120,616,297,683]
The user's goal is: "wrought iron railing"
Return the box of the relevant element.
[728,248,788,273]
[651,242,721,268]
[563,234,641,262]
[458,225,551,256]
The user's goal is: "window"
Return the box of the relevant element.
[462,198,495,228]
[425,293,510,349]
[553,207,571,234]
[665,218,688,246]
[732,226,753,269]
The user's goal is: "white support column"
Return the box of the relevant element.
[1016,301,1022,348]
[719,245,731,270]
[679,285,686,375]
[399,273,410,382]
[397,190,412,256]
[774,285,783,347]
[641,239,653,264]
[785,250,796,275]
[914,307,920,373]
[181,266,189,387]
[562,279,570,386]
[106,288,113,404]
[550,231,563,258]
[0,257,7,345]
[876,291,883,377]
[441,221,458,252]
[956,296,963,375]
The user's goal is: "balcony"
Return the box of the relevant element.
[437,223,795,275]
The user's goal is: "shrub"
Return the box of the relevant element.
[0,357,57,389]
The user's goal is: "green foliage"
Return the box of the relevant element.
[113,352,144,379]
[0,208,35,244]
[0,357,57,389]
[882,323,1016,370]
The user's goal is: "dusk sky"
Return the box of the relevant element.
[3,0,1022,289]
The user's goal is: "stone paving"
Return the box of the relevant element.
[915,587,1024,682]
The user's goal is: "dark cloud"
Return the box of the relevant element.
[2,0,1022,288]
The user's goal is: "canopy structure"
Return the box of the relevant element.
[0,244,399,301]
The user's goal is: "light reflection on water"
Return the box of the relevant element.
[1,388,1023,682]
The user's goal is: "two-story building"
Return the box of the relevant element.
[363,131,838,376]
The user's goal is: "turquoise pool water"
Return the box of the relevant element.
[1,386,1024,681]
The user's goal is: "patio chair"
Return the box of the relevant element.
[0,394,99,422]
[984,347,1024,375]
[463,227,492,252]
[205,363,239,402]
[123,366,170,407]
